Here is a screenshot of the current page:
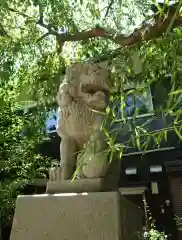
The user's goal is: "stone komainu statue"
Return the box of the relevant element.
[50,62,111,181]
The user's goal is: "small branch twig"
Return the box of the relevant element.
[36,3,60,40]
[7,7,31,18]
[36,32,50,43]
[104,0,115,19]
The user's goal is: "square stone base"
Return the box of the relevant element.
[10,192,143,240]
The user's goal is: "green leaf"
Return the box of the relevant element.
[0,0,8,7]
[169,89,182,95]
[136,137,140,150]
[152,0,163,13]
[109,148,114,163]
[164,131,168,142]
[106,106,110,115]
[174,125,182,140]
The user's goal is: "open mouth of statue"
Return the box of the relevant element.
[81,83,109,96]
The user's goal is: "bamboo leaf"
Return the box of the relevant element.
[136,137,140,150]
[164,131,168,142]
[169,89,182,95]
[174,125,182,140]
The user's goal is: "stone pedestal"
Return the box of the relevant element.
[46,178,105,193]
[10,191,143,240]
[47,157,122,194]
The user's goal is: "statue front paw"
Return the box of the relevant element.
[49,167,62,181]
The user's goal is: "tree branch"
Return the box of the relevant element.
[49,2,182,46]
[36,19,59,37]
[56,28,106,42]
[36,32,50,43]
[7,7,31,18]
[6,2,182,47]
[36,3,60,39]
[104,0,115,19]
[106,2,182,46]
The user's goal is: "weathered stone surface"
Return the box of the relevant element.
[10,191,143,240]
[46,178,104,194]
[55,62,111,180]
[119,192,144,239]
[10,192,120,240]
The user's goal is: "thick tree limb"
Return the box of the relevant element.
[51,2,182,46]
[6,2,182,47]
[109,2,182,46]
[56,28,106,42]
[108,16,182,46]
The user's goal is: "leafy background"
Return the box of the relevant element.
[0,0,182,234]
